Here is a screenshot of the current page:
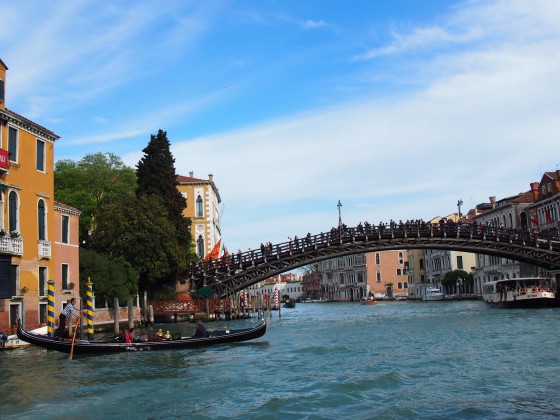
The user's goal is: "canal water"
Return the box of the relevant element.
[1,301,559,419]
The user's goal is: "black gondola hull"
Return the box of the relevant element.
[17,321,266,355]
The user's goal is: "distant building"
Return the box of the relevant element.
[407,249,426,299]
[471,192,538,294]
[247,272,303,303]
[319,254,367,301]
[176,172,222,258]
[365,250,408,299]
[527,171,560,234]
[302,270,321,300]
[420,214,476,298]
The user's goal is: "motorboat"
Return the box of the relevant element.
[423,288,445,301]
[1,326,48,350]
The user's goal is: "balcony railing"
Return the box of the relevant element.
[0,236,23,255]
[38,241,52,259]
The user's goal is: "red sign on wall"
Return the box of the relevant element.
[0,149,8,169]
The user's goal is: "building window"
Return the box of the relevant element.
[404,282,408,289]
[181,192,188,207]
[39,303,48,324]
[38,199,46,241]
[8,191,18,233]
[457,255,463,270]
[8,127,18,162]
[0,79,4,102]
[61,215,69,244]
[419,259,424,269]
[376,270,382,283]
[196,235,204,257]
[36,139,46,172]
[397,268,402,276]
[61,264,69,289]
[375,253,380,265]
[196,195,203,217]
[398,282,403,289]
[39,266,47,296]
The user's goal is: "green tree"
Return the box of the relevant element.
[91,194,185,295]
[442,269,473,294]
[55,152,136,247]
[79,248,138,303]
[300,263,319,276]
[135,129,196,282]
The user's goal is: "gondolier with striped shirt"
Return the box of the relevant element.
[55,298,81,338]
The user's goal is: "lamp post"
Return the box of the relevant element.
[337,200,342,237]
[457,199,463,219]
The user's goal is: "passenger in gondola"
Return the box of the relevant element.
[193,320,210,338]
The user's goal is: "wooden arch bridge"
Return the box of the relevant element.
[190,221,560,299]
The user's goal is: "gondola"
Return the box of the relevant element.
[16,320,266,355]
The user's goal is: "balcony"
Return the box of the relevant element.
[0,236,23,255]
[38,241,52,259]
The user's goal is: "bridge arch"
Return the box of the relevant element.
[190,222,560,298]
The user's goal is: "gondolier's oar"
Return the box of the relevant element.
[69,314,81,360]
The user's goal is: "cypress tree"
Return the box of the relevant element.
[136,129,194,289]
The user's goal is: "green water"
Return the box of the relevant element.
[1,301,559,419]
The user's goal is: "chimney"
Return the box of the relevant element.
[0,58,7,110]
[208,174,213,182]
[489,196,496,209]
[189,171,193,178]
[530,182,540,201]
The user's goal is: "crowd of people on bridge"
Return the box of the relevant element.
[189,219,560,279]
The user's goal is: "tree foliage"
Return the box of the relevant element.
[442,269,473,286]
[79,248,138,302]
[91,194,186,295]
[55,152,136,247]
[135,129,196,284]
[300,263,319,276]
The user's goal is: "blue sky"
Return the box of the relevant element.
[2,0,560,251]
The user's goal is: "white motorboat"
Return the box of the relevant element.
[482,277,557,308]
[1,326,48,349]
[423,288,445,301]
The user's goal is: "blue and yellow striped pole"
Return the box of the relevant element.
[47,279,55,337]
[86,277,94,340]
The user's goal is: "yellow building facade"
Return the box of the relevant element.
[0,58,73,332]
[176,172,222,259]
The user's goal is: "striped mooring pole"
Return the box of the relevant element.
[47,279,55,337]
[86,278,94,340]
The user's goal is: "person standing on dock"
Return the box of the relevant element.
[55,298,81,338]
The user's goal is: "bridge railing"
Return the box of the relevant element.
[190,222,560,278]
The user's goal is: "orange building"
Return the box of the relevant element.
[0,58,76,332]
[365,250,409,298]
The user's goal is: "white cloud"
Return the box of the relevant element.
[301,19,327,30]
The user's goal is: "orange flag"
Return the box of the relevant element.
[204,240,221,260]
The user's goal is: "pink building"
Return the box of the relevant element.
[365,250,409,298]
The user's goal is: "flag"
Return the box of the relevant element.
[220,242,229,257]
[530,212,538,226]
[204,239,221,260]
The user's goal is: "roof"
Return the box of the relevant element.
[54,201,82,216]
[0,108,59,141]
[176,175,207,183]
[507,190,534,204]
[0,59,7,70]
[176,174,221,203]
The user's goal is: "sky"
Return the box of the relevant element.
[1,0,560,251]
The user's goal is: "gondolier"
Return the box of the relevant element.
[55,298,81,338]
